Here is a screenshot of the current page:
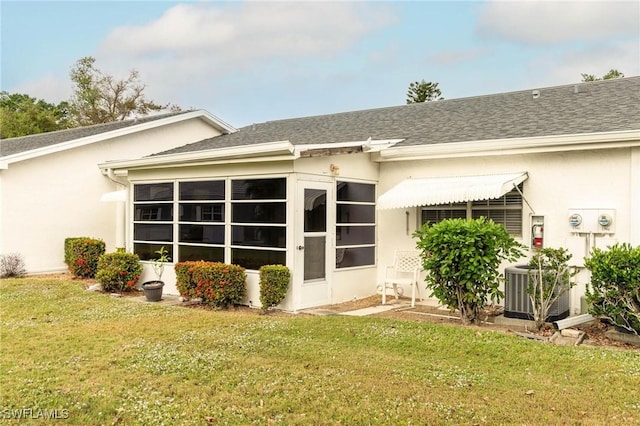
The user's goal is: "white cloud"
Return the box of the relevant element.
[93,1,396,113]
[98,2,395,74]
[476,0,639,44]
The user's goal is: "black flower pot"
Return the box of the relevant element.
[142,280,164,302]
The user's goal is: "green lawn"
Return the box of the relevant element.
[1,278,638,425]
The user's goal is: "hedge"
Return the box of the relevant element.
[65,237,106,278]
[96,252,143,293]
[259,264,290,311]
[175,261,246,309]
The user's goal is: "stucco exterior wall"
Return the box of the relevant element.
[377,147,636,314]
[0,118,223,273]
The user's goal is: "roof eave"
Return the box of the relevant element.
[373,130,640,162]
[98,140,297,172]
[0,110,236,166]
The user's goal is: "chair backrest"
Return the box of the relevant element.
[394,250,421,273]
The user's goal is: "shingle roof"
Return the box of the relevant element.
[158,77,640,156]
[0,110,191,157]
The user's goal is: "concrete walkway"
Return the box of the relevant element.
[302,301,414,317]
[341,303,410,316]
[125,293,184,306]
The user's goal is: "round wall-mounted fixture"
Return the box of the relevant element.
[598,214,612,227]
[569,213,582,227]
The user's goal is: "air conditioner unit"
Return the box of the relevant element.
[504,265,569,321]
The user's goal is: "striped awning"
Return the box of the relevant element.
[377,172,528,210]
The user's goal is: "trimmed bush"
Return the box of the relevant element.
[64,237,82,266]
[65,237,106,278]
[414,217,524,325]
[175,261,246,309]
[96,252,143,293]
[259,264,291,311]
[0,253,27,278]
[585,243,640,335]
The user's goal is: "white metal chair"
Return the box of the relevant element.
[381,250,423,307]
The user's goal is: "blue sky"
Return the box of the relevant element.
[1,1,638,127]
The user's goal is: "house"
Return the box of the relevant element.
[2,77,639,315]
[0,110,236,273]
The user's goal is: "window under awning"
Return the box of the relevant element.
[377,172,528,210]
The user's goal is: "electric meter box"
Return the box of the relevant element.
[568,208,615,234]
[596,209,616,233]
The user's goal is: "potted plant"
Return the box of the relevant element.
[142,246,170,302]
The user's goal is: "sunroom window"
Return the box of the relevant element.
[178,180,225,262]
[231,178,287,270]
[336,181,376,268]
[133,183,174,261]
[133,177,287,270]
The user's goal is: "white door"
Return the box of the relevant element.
[296,181,332,309]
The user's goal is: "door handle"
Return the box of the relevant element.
[297,245,305,250]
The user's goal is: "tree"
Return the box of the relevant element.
[526,247,577,331]
[413,218,524,325]
[69,56,171,126]
[406,80,443,104]
[581,69,625,82]
[0,91,72,139]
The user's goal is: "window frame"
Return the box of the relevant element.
[335,180,377,269]
[132,176,288,270]
[178,180,226,263]
[132,182,175,261]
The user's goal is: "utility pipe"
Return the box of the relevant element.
[553,314,594,330]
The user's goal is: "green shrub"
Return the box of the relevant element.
[96,252,143,293]
[413,217,524,325]
[174,261,199,297]
[175,261,246,309]
[585,243,640,335]
[259,264,291,311]
[66,237,106,278]
[64,237,87,265]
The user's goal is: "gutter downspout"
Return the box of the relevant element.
[553,314,594,330]
[103,168,128,250]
